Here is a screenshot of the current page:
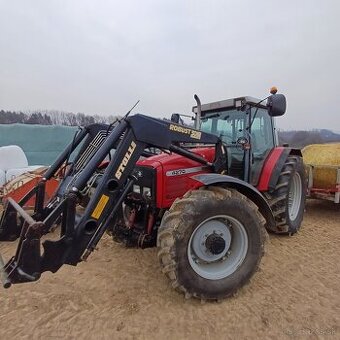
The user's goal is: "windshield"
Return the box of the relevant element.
[201,109,247,145]
[200,107,274,150]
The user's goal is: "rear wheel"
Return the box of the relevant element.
[157,187,267,300]
[266,155,306,234]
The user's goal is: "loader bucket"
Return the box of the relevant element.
[0,122,124,288]
[0,197,44,288]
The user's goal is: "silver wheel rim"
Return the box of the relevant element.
[288,172,302,221]
[187,215,248,280]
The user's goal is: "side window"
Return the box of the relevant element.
[251,110,274,153]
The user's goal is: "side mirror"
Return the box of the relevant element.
[170,113,185,125]
[171,113,180,123]
[267,94,286,117]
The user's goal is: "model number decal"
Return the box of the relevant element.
[115,140,137,180]
[169,124,202,140]
[166,166,207,177]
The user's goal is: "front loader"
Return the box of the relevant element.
[0,90,306,300]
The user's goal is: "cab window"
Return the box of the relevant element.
[250,108,274,154]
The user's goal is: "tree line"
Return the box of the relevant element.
[0,110,119,126]
[1,110,339,148]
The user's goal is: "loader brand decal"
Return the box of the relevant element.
[166,166,208,177]
[91,194,109,219]
[169,124,202,140]
[115,140,137,180]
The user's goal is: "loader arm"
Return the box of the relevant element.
[0,114,225,287]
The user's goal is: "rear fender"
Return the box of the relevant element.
[191,173,278,233]
[257,147,302,192]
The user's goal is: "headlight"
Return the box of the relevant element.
[133,185,141,193]
[133,185,151,197]
[143,187,151,197]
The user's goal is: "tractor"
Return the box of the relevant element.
[0,88,306,300]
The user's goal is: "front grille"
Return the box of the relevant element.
[134,165,156,199]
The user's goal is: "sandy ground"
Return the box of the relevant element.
[0,199,339,340]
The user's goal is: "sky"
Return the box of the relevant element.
[0,0,339,130]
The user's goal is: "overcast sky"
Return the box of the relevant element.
[0,0,339,130]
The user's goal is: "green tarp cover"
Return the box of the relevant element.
[0,124,78,165]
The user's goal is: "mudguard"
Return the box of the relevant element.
[257,147,302,192]
[191,173,278,233]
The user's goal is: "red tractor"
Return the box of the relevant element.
[0,89,306,300]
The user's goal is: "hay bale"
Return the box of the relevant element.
[308,165,338,189]
[302,143,340,189]
[302,143,340,166]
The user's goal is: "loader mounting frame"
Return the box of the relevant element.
[0,115,225,288]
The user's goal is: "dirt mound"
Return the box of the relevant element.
[0,200,339,339]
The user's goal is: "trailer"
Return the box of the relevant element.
[303,143,340,204]
[306,164,340,203]
[0,169,59,207]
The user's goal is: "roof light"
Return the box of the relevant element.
[270,86,278,95]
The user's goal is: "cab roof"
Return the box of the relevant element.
[192,96,267,114]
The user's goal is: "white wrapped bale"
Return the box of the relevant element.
[0,145,28,171]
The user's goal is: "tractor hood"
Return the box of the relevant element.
[137,147,216,208]
[137,147,216,170]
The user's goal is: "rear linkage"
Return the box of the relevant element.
[0,114,225,288]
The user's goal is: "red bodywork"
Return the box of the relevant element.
[256,147,286,191]
[137,146,287,209]
[137,147,215,208]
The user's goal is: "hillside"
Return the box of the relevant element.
[278,129,340,148]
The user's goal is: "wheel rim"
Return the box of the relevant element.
[288,172,302,221]
[187,215,248,280]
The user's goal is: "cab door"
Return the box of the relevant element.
[250,109,276,185]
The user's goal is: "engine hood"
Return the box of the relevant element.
[136,146,216,208]
[137,147,216,169]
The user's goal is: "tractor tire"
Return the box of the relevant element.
[157,187,267,301]
[266,155,306,234]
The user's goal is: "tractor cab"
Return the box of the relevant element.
[193,92,286,186]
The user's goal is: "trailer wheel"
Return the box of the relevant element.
[267,155,306,234]
[157,187,267,300]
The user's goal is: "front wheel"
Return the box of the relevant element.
[157,187,267,300]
